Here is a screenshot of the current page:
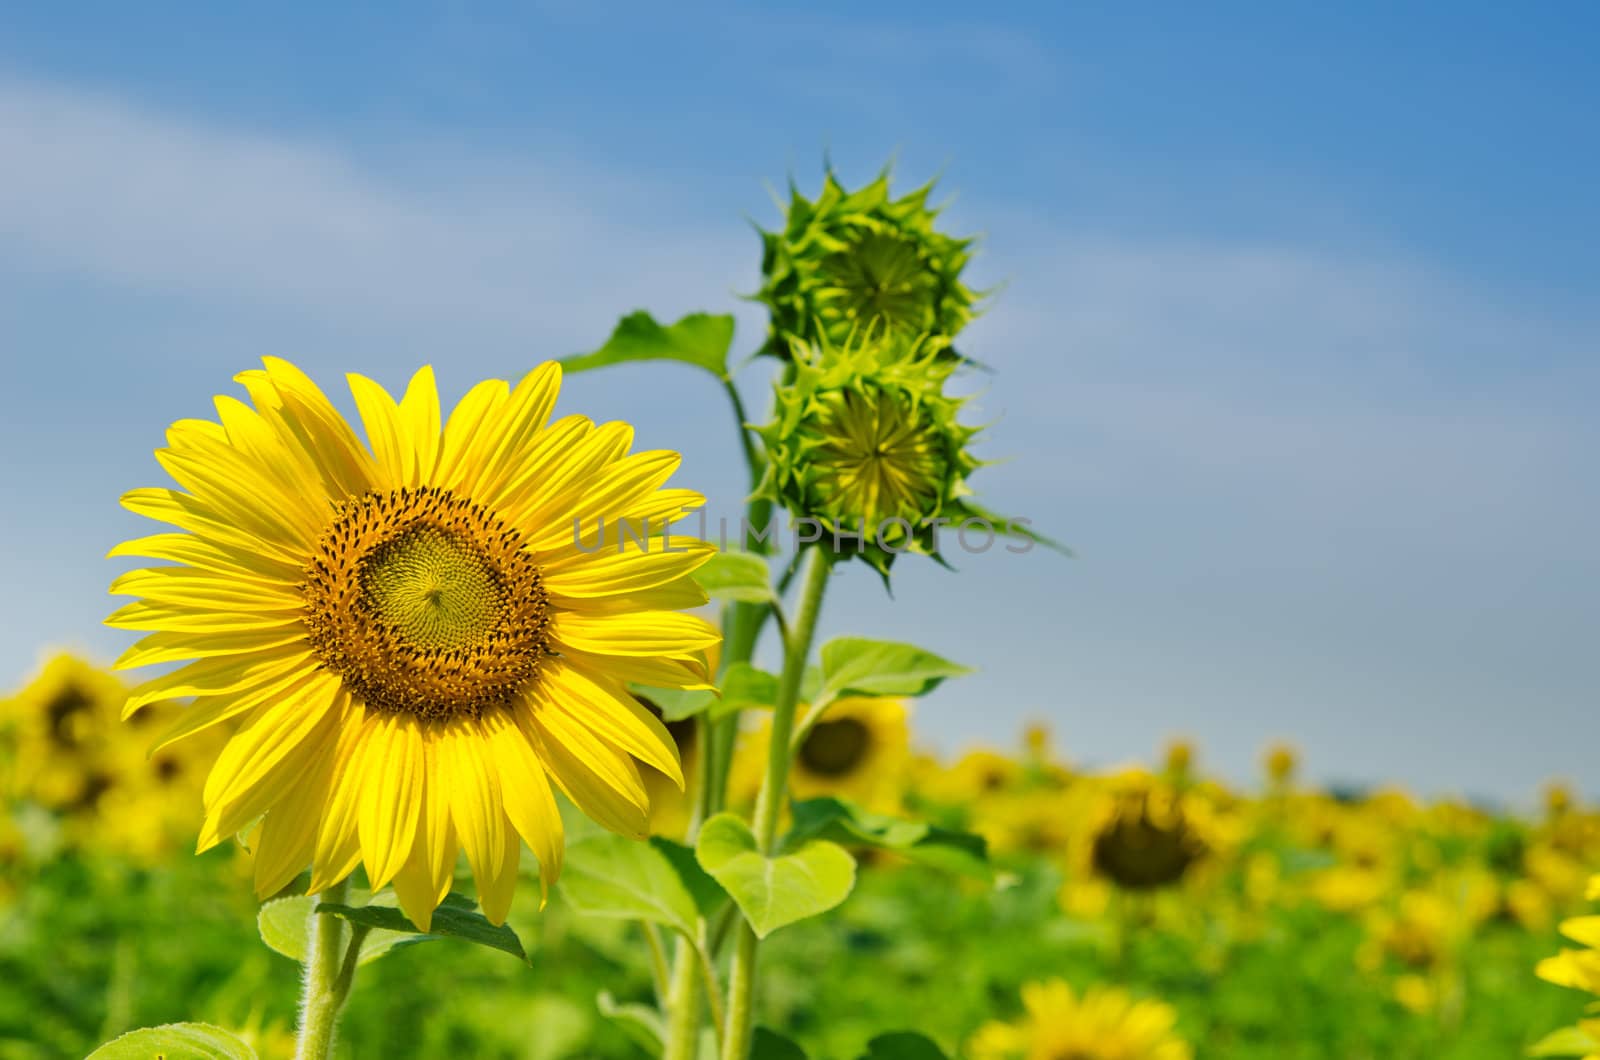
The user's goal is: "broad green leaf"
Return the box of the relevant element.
[1530,1025,1600,1057]
[635,664,778,724]
[319,892,528,963]
[695,813,855,938]
[651,836,731,920]
[786,797,991,881]
[693,551,775,603]
[638,685,717,722]
[712,663,779,719]
[753,1027,809,1059]
[562,311,735,380]
[257,895,434,967]
[559,834,725,936]
[857,1031,950,1059]
[88,1023,254,1060]
[596,991,664,1055]
[816,638,972,705]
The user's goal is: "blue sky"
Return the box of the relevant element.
[1,3,1596,802]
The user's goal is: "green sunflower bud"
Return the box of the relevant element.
[755,167,980,362]
[756,334,1027,575]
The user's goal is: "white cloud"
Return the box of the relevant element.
[0,76,754,338]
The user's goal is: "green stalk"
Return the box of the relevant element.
[662,944,704,1060]
[720,549,831,1060]
[293,880,361,1060]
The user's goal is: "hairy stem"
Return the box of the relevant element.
[294,880,356,1060]
[720,549,831,1060]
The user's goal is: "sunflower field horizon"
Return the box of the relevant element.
[4,9,1598,1059]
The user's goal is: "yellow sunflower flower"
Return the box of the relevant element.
[107,359,718,929]
[732,697,911,814]
[968,979,1192,1060]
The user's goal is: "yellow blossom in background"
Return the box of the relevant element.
[968,979,1192,1060]
[1,653,225,863]
[105,359,718,929]
[732,697,911,814]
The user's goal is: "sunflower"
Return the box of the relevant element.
[107,359,718,929]
[968,979,1192,1060]
[732,697,910,814]
[1536,875,1600,1056]
[3,653,125,811]
[1077,771,1212,893]
[2,653,226,862]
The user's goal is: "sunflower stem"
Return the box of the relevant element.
[294,880,356,1060]
[662,943,703,1060]
[721,548,831,1060]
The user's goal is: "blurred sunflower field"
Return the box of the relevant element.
[3,652,1595,1059]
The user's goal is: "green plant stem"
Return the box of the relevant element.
[662,945,703,1060]
[294,880,357,1060]
[720,548,832,1060]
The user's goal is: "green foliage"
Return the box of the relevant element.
[695,813,857,938]
[257,894,434,967]
[786,797,991,881]
[694,551,776,604]
[815,637,972,705]
[857,1032,951,1059]
[87,1023,255,1060]
[561,310,736,381]
[558,834,724,938]
[318,893,528,964]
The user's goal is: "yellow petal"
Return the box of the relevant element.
[551,609,720,658]
[124,651,311,718]
[106,599,303,636]
[534,661,683,788]
[113,628,308,671]
[397,365,442,484]
[434,377,509,492]
[476,819,523,927]
[436,718,507,889]
[391,740,459,932]
[110,567,305,610]
[541,538,717,601]
[520,448,683,552]
[198,671,343,847]
[253,735,341,897]
[483,710,563,902]
[108,532,303,583]
[348,371,414,488]
[149,659,327,754]
[358,712,425,890]
[311,699,374,892]
[526,706,648,839]
[556,647,714,692]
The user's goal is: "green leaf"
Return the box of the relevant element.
[595,991,664,1055]
[636,685,718,723]
[1530,1025,1600,1057]
[562,310,735,380]
[88,1023,255,1060]
[786,797,991,881]
[816,638,972,705]
[635,663,778,724]
[693,551,775,603]
[318,892,528,964]
[712,663,779,719]
[695,813,855,938]
[559,833,725,937]
[857,1031,950,1059]
[753,1027,809,1059]
[257,895,434,967]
